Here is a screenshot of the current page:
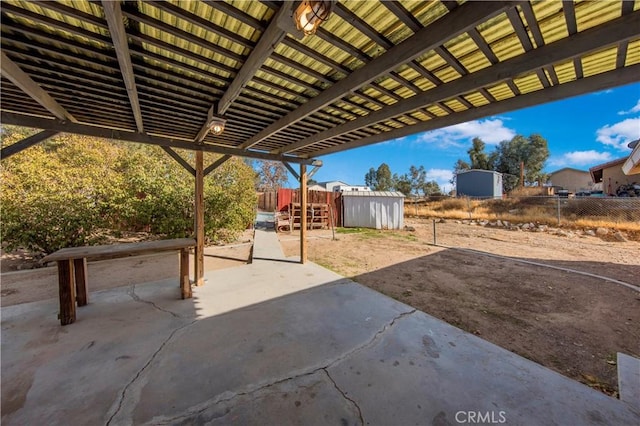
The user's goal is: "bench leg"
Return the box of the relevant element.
[180,248,192,299]
[74,258,88,306]
[57,260,76,325]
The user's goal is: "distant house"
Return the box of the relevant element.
[315,180,348,192]
[547,168,592,193]
[334,185,371,192]
[307,184,327,192]
[589,157,635,196]
[456,170,503,198]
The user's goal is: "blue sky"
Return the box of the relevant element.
[293,82,640,192]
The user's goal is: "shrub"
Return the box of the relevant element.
[1,127,257,252]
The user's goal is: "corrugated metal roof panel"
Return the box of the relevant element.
[341,191,405,197]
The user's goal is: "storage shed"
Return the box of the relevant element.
[342,191,404,230]
[456,170,503,198]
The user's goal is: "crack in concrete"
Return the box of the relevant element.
[323,368,364,425]
[149,308,416,424]
[127,285,180,318]
[105,319,198,426]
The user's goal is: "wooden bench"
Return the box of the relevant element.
[41,238,196,325]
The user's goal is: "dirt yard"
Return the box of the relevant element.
[279,219,640,397]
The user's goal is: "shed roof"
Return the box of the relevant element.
[341,191,405,197]
[457,169,502,176]
[1,1,639,164]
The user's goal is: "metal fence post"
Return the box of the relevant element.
[433,219,437,245]
[557,196,561,226]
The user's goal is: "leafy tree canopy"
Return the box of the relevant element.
[1,126,257,253]
[255,160,288,191]
[453,134,549,192]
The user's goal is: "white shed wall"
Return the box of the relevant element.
[343,195,404,229]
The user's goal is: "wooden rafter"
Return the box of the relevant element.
[239,1,515,150]
[275,10,640,154]
[311,64,640,157]
[102,0,144,133]
[0,52,77,122]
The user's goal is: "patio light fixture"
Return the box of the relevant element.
[208,116,226,135]
[294,0,335,36]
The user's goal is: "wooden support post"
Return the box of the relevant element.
[300,163,308,264]
[74,258,88,306]
[57,260,76,325]
[180,248,192,299]
[195,150,205,286]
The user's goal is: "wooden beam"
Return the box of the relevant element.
[217,3,291,115]
[238,1,515,150]
[276,11,640,154]
[203,155,232,176]
[0,52,76,122]
[194,150,205,286]
[299,163,308,264]
[0,112,321,165]
[283,162,299,181]
[311,64,640,157]
[1,130,58,159]
[563,1,578,35]
[102,0,144,133]
[161,146,196,176]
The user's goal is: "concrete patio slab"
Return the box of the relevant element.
[2,231,639,425]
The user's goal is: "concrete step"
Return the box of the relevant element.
[618,352,640,409]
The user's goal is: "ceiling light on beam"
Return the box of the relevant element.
[294,0,335,36]
[208,115,226,135]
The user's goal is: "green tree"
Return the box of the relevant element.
[255,160,288,191]
[422,180,442,196]
[467,137,496,170]
[364,167,377,188]
[494,134,550,191]
[408,165,426,196]
[375,163,393,191]
[393,173,412,196]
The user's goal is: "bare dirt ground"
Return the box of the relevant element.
[279,219,640,397]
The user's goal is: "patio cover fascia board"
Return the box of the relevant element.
[0,112,320,166]
[308,64,640,157]
[275,10,640,155]
[237,0,516,150]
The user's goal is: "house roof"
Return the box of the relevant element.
[548,167,589,175]
[588,157,629,172]
[1,1,639,164]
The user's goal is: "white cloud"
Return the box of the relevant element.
[417,118,516,147]
[617,99,640,115]
[549,150,612,167]
[426,168,454,189]
[596,117,640,150]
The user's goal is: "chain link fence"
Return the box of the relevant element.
[416,196,640,227]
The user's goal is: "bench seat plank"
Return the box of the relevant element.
[42,238,196,262]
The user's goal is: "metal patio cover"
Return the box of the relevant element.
[1,0,639,164]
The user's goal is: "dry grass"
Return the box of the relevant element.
[411,197,640,232]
